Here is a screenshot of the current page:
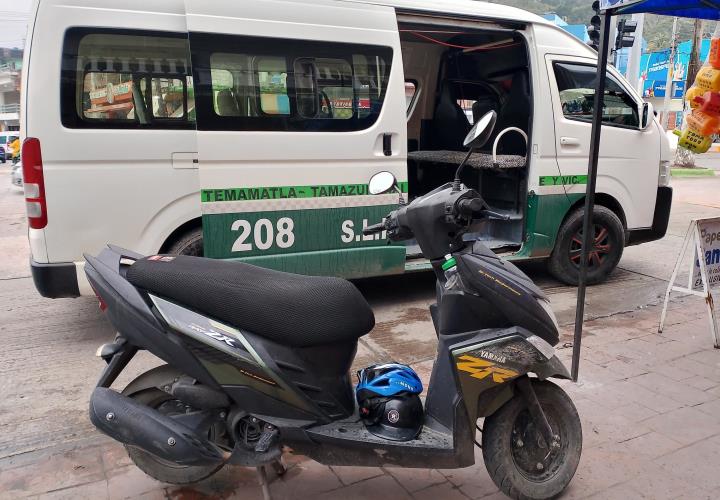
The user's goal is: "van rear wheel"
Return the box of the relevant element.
[548,205,624,286]
[167,228,203,257]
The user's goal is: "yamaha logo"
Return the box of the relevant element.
[387,409,400,423]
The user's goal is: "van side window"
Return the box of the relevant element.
[552,62,639,128]
[191,33,392,132]
[61,29,195,129]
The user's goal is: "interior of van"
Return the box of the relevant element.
[400,23,532,257]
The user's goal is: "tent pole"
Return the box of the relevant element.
[571,10,612,382]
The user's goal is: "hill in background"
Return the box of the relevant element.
[487,0,717,51]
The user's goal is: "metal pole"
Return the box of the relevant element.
[660,17,679,129]
[626,14,645,91]
[571,11,612,382]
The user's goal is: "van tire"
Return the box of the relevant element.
[548,205,624,286]
[166,228,204,257]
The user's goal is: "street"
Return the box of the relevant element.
[2,167,720,499]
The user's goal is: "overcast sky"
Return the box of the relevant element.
[0,0,32,49]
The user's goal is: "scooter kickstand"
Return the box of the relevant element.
[256,465,273,500]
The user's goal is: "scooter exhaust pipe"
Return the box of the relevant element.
[89,387,228,466]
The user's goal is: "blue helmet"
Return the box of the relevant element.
[356,363,424,441]
[356,363,423,398]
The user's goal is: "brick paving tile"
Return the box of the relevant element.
[669,355,720,382]
[615,431,683,460]
[654,435,720,492]
[683,375,718,391]
[316,474,412,500]
[100,444,133,471]
[105,466,165,500]
[329,465,385,486]
[411,481,470,500]
[161,466,262,500]
[686,349,720,367]
[269,459,343,499]
[693,397,720,418]
[616,464,713,500]
[629,372,715,406]
[33,479,109,500]
[439,449,497,500]
[642,406,720,445]
[0,447,105,498]
[383,467,447,493]
[561,444,649,499]
[612,402,658,422]
[585,482,641,500]
[599,358,651,380]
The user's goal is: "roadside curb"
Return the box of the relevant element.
[671,167,716,177]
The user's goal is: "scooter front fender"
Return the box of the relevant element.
[449,327,568,424]
[532,354,571,381]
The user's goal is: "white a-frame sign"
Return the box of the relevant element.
[659,217,720,347]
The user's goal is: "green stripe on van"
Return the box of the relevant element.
[201,182,409,203]
[538,175,588,186]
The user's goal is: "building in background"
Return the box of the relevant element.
[542,13,590,43]
[0,48,22,132]
[640,38,710,129]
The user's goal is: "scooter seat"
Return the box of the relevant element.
[126,254,375,347]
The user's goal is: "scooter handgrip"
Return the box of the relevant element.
[362,222,385,235]
[456,197,485,217]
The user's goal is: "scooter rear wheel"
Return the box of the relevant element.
[124,388,225,485]
[482,379,581,500]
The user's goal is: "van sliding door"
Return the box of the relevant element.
[185,0,408,277]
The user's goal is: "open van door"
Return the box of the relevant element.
[185,0,407,277]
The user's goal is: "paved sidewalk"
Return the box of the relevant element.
[2,293,720,500]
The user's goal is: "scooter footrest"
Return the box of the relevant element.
[255,427,279,453]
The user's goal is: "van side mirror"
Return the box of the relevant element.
[640,102,653,130]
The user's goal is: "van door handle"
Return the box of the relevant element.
[560,137,580,146]
[172,152,199,169]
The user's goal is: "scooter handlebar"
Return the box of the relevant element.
[455,197,511,221]
[362,222,386,235]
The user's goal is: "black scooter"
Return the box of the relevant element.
[85,111,581,500]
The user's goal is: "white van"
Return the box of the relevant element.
[22,0,672,298]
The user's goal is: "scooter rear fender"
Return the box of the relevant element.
[85,247,219,390]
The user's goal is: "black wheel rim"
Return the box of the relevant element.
[510,408,566,482]
[569,223,612,269]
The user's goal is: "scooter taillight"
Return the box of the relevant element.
[89,283,107,312]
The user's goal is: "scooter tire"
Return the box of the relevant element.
[124,388,225,485]
[482,379,581,500]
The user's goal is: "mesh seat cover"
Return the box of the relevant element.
[126,255,375,347]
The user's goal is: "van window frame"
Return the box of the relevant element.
[60,28,195,130]
[189,32,393,132]
[550,60,640,131]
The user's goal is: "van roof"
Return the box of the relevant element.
[349,0,552,26]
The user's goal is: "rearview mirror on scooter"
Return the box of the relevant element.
[463,110,497,149]
[453,110,497,191]
[368,171,397,195]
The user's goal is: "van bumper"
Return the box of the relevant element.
[627,186,673,246]
[30,259,81,298]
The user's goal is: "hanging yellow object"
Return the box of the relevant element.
[710,37,720,69]
[686,86,705,108]
[673,128,713,153]
[695,66,720,92]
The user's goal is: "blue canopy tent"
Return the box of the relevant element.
[571,0,720,380]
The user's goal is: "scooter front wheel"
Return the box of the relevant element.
[482,379,581,500]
